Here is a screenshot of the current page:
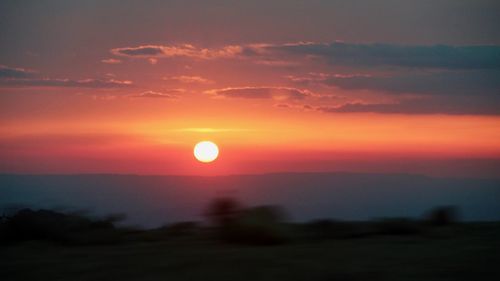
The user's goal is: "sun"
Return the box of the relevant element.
[193,141,219,163]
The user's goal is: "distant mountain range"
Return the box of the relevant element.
[1,173,499,227]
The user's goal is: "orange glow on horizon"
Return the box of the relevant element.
[1,97,500,177]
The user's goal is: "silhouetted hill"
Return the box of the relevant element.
[1,173,499,227]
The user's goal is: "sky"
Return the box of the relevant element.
[1,0,500,177]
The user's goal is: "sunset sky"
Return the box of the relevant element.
[1,0,500,177]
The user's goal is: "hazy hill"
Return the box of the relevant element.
[1,173,499,227]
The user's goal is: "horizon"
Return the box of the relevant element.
[3,167,500,183]
[2,172,500,227]
[1,170,498,180]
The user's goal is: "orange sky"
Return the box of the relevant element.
[1,1,500,177]
[1,93,499,176]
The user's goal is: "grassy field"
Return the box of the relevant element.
[1,223,499,281]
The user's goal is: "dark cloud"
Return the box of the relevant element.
[0,78,133,88]
[205,86,313,100]
[295,69,500,115]
[0,65,35,78]
[269,42,500,69]
[0,64,133,89]
[109,42,500,70]
[322,70,500,96]
[317,96,500,115]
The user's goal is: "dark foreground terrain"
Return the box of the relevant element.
[2,173,500,280]
[2,223,499,281]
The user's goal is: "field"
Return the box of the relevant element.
[2,223,499,281]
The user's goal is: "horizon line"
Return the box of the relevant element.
[1,171,497,180]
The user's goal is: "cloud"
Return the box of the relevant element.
[164,75,214,84]
[111,44,243,60]
[275,103,292,108]
[285,67,500,115]
[267,42,500,69]
[0,65,133,89]
[282,69,500,115]
[176,128,252,133]
[109,41,500,70]
[0,78,133,88]
[275,103,315,111]
[113,46,164,56]
[286,72,370,83]
[101,58,122,64]
[253,59,299,67]
[290,70,500,115]
[315,96,500,115]
[0,65,36,78]
[205,86,314,100]
[321,70,500,96]
[129,90,181,99]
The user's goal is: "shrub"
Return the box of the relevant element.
[204,197,242,227]
[424,206,459,227]
[219,205,290,245]
[0,208,122,245]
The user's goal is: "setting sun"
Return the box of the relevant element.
[193,141,219,163]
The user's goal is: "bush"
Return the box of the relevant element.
[424,206,459,227]
[0,208,122,245]
[204,197,242,227]
[219,205,290,245]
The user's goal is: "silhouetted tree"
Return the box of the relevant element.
[227,205,289,245]
[424,206,459,226]
[204,198,290,245]
[204,197,242,227]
